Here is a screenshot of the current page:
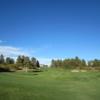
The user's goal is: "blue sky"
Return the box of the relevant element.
[0,0,100,64]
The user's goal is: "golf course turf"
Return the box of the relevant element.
[0,69,100,100]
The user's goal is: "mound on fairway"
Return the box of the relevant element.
[0,69,100,100]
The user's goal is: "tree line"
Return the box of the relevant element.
[51,56,100,69]
[1,54,100,71]
[0,54,40,72]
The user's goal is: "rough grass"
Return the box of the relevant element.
[0,68,100,100]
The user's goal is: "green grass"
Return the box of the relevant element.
[0,69,100,100]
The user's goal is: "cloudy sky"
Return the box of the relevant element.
[0,0,100,65]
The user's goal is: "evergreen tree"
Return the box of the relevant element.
[0,54,5,64]
[36,60,40,68]
[31,57,37,68]
[6,57,14,64]
[23,56,30,72]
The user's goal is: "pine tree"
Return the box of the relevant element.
[0,54,5,64]
[36,60,40,68]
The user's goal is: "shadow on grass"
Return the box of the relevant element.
[32,69,43,75]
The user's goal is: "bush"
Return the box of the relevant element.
[0,64,16,72]
[0,64,10,72]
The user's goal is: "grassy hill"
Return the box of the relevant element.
[0,69,100,100]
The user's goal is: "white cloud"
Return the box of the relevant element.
[0,45,52,65]
[0,46,30,57]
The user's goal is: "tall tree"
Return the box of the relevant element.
[31,57,37,68]
[92,59,100,67]
[81,59,86,67]
[51,57,87,69]
[0,54,5,64]
[10,58,15,64]
[6,57,14,64]
[51,59,55,67]
[23,56,30,72]
[16,56,22,64]
[16,55,24,67]
[36,60,40,68]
